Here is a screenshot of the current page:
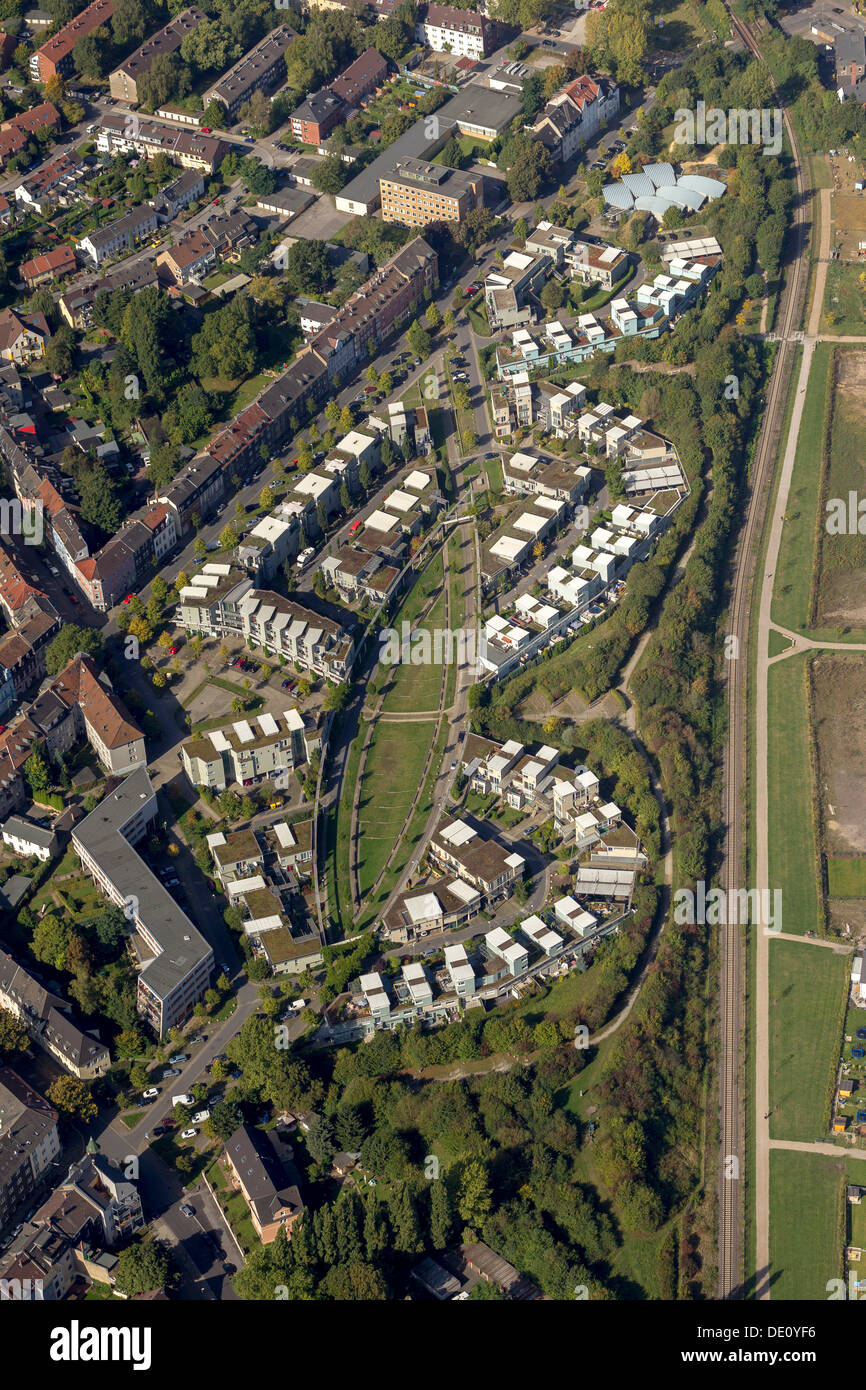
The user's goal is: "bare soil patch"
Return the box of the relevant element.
[812,652,866,854]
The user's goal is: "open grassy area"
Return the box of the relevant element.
[379,590,447,714]
[766,654,821,937]
[822,262,866,336]
[768,628,794,658]
[769,1149,845,1299]
[770,342,832,635]
[828,859,866,897]
[768,939,847,1142]
[357,719,435,902]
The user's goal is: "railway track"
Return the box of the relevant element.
[717,12,812,1298]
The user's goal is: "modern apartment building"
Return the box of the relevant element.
[30,0,114,81]
[379,157,483,226]
[428,818,525,899]
[0,1067,60,1236]
[174,567,357,682]
[203,25,296,121]
[180,707,311,792]
[72,767,214,1037]
[108,7,204,104]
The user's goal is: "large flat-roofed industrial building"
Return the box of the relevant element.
[72,767,213,1037]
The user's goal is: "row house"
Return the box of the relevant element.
[96,114,227,173]
[30,0,113,80]
[78,203,159,267]
[0,610,59,713]
[13,151,89,215]
[59,259,159,331]
[203,24,296,121]
[0,1068,59,1238]
[109,7,204,104]
[494,303,666,380]
[19,245,77,289]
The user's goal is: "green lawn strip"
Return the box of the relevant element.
[770,341,831,634]
[329,719,366,934]
[121,1112,145,1129]
[484,453,503,502]
[380,590,448,715]
[355,717,448,933]
[357,720,435,902]
[768,1149,845,1299]
[205,1158,259,1254]
[828,859,866,897]
[768,628,793,659]
[768,938,847,1142]
[766,654,821,936]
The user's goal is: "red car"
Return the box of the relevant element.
[348,519,362,535]
[169,645,179,655]
[201,126,211,133]
[123,594,133,604]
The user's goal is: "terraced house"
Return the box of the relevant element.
[108,7,205,104]
[180,707,316,792]
[203,25,296,121]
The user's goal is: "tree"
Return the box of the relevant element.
[45,624,103,675]
[283,239,332,296]
[209,1099,243,1141]
[312,154,348,195]
[31,914,71,971]
[0,1007,28,1059]
[24,744,51,795]
[407,321,430,358]
[220,524,239,549]
[47,1075,97,1122]
[115,1233,171,1297]
[520,71,545,120]
[457,1159,492,1229]
[425,302,441,330]
[430,1178,454,1249]
[507,141,551,202]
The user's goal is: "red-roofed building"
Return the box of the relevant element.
[31,0,115,82]
[0,102,61,168]
[19,245,77,288]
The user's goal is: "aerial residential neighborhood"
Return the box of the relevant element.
[0,0,855,1349]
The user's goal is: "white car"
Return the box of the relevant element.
[181,1128,198,1139]
[142,1087,159,1100]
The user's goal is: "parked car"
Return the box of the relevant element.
[168,1053,188,1065]
[181,1128,198,1139]
[162,1067,180,1078]
[348,519,362,535]
[180,1204,195,1218]
[142,1087,159,1100]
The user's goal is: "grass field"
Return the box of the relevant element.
[766,654,821,937]
[828,859,866,897]
[357,719,435,902]
[822,262,866,336]
[768,939,847,1142]
[769,1149,845,1299]
[770,343,831,635]
[768,628,794,659]
[380,589,447,714]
